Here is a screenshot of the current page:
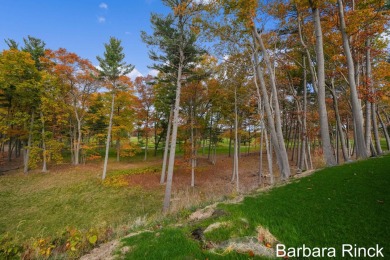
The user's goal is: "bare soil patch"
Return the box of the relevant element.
[120,153,296,212]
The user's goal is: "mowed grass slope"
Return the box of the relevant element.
[0,166,163,243]
[121,154,390,259]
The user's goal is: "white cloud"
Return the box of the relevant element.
[128,68,143,80]
[98,16,106,23]
[99,2,108,9]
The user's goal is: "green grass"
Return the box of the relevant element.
[214,155,390,252]
[121,228,269,260]
[120,154,390,259]
[0,168,163,246]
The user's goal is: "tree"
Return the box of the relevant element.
[0,49,41,173]
[336,0,368,159]
[22,36,46,71]
[308,0,337,166]
[135,75,155,161]
[111,79,136,162]
[45,48,99,165]
[142,0,205,212]
[97,37,134,180]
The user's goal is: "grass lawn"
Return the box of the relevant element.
[0,166,163,258]
[120,154,390,259]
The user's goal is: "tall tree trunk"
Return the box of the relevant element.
[234,86,239,191]
[337,0,368,159]
[298,57,308,172]
[8,136,12,162]
[252,33,287,180]
[160,108,173,184]
[73,106,82,165]
[253,27,290,179]
[116,138,120,162]
[297,8,318,93]
[259,119,264,185]
[372,104,382,155]
[163,49,184,212]
[208,114,213,161]
[306,137,313,170]
[265,130,274,185]
[144,112,149,161]
[102,92,115,180]
[330,79,350,162]
[251,53,265,185]
[311,4,337,166]
[291,122,298,162]
[228,125,232,157]
[190,99,195,187]
[377,109,390,151]
[383,109,390,124]
[253,52,283,175]
[40,111,48,172]
[366,39,382,155]
[365,99,372,155]
[24,110,35,174]
[144,135,148,161]
[154,121,158,156]
[76,119,82,165]
[365,39,373,156]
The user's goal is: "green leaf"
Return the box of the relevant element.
[88,235,98,245]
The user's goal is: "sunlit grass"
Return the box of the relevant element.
[120,154,390,259]
[0,167,163,243]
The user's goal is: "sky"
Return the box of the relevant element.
[0,0,172,78]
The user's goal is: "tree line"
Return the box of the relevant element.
[1,0,389,212]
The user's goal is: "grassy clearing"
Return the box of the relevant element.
[120,154,390,259]
[0,166,163,258]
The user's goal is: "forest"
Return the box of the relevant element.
[1,0,389,259]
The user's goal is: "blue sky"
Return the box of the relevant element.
[0,0,171,77]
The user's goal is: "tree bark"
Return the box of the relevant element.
[40,111,48,172]
[311,5,337,166]
[73,106,82,165]
[253,27,290,179]
[298,57,308,172]
[297,8,318,94]
[163,47,184,212]
[372,104,382,155]
[144,112,149,161]
[233,86,239,191]
[330,79,350,162]
[102,92,115,180]
[337,0,368,159]
[365,39,373,156]
[252,47,283,178]
[228,125,232,157]
[190,98,195,187]
[116,138,120,162]
[265,129,273,185]
[377,109,390,151]
[24,110,35,174]
[160,108,173,184]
